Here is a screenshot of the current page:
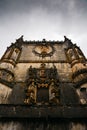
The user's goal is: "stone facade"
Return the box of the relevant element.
[0,36,87,130]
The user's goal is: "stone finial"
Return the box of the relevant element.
[42,39,46,45]
[64,36,71,42]
[64,36,73,48]
[42,38,46,42]
[16,35,24,43]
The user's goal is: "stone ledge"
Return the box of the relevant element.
[0,105,87,118]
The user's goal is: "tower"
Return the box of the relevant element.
[0,36,87,130]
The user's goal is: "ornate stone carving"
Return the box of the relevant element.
[10,48,21,62]
[1,47,21,66]
[24,80,36,104]
[49,79,60,104]
[32,44,55,58]
[74,47,86,61]
[64,43,87,105]
[0,69,14,82]
[24,63,59,105]
[67,47,87,104]
[66,48,76,62]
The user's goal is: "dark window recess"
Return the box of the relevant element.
[37,88,49,102]
[80,88,86,92]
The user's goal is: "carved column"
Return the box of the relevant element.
[0,42,22,104]
[49,79,60,104]
[66,45,87,104]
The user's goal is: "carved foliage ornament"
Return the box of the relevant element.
[65,46,86,63]
[32,44,55,58]
[24,63,60,105]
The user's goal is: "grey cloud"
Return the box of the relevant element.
[0,0,87,57]
[0,0,87,20]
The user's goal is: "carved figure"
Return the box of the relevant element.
[24,80,36,104]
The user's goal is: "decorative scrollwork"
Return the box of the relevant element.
[32,44,55,58]
[74,47,86,60]
[24,80,36,104]
[72,68,87,79]
[74,77,87,88]
[65,48,76,62]
[24,64,60,105]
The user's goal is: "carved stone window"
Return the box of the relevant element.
[24,64,59,105]
[0,69,14,82]
[77,85,87,104]
[80,87,86,93]
[10,48,21,62]
[66,49,76,62]
[1,46,21,64]
[37,87,49,103]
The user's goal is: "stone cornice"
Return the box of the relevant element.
[0,104,87,118]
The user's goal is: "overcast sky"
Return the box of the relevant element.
[0,0,87,58]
